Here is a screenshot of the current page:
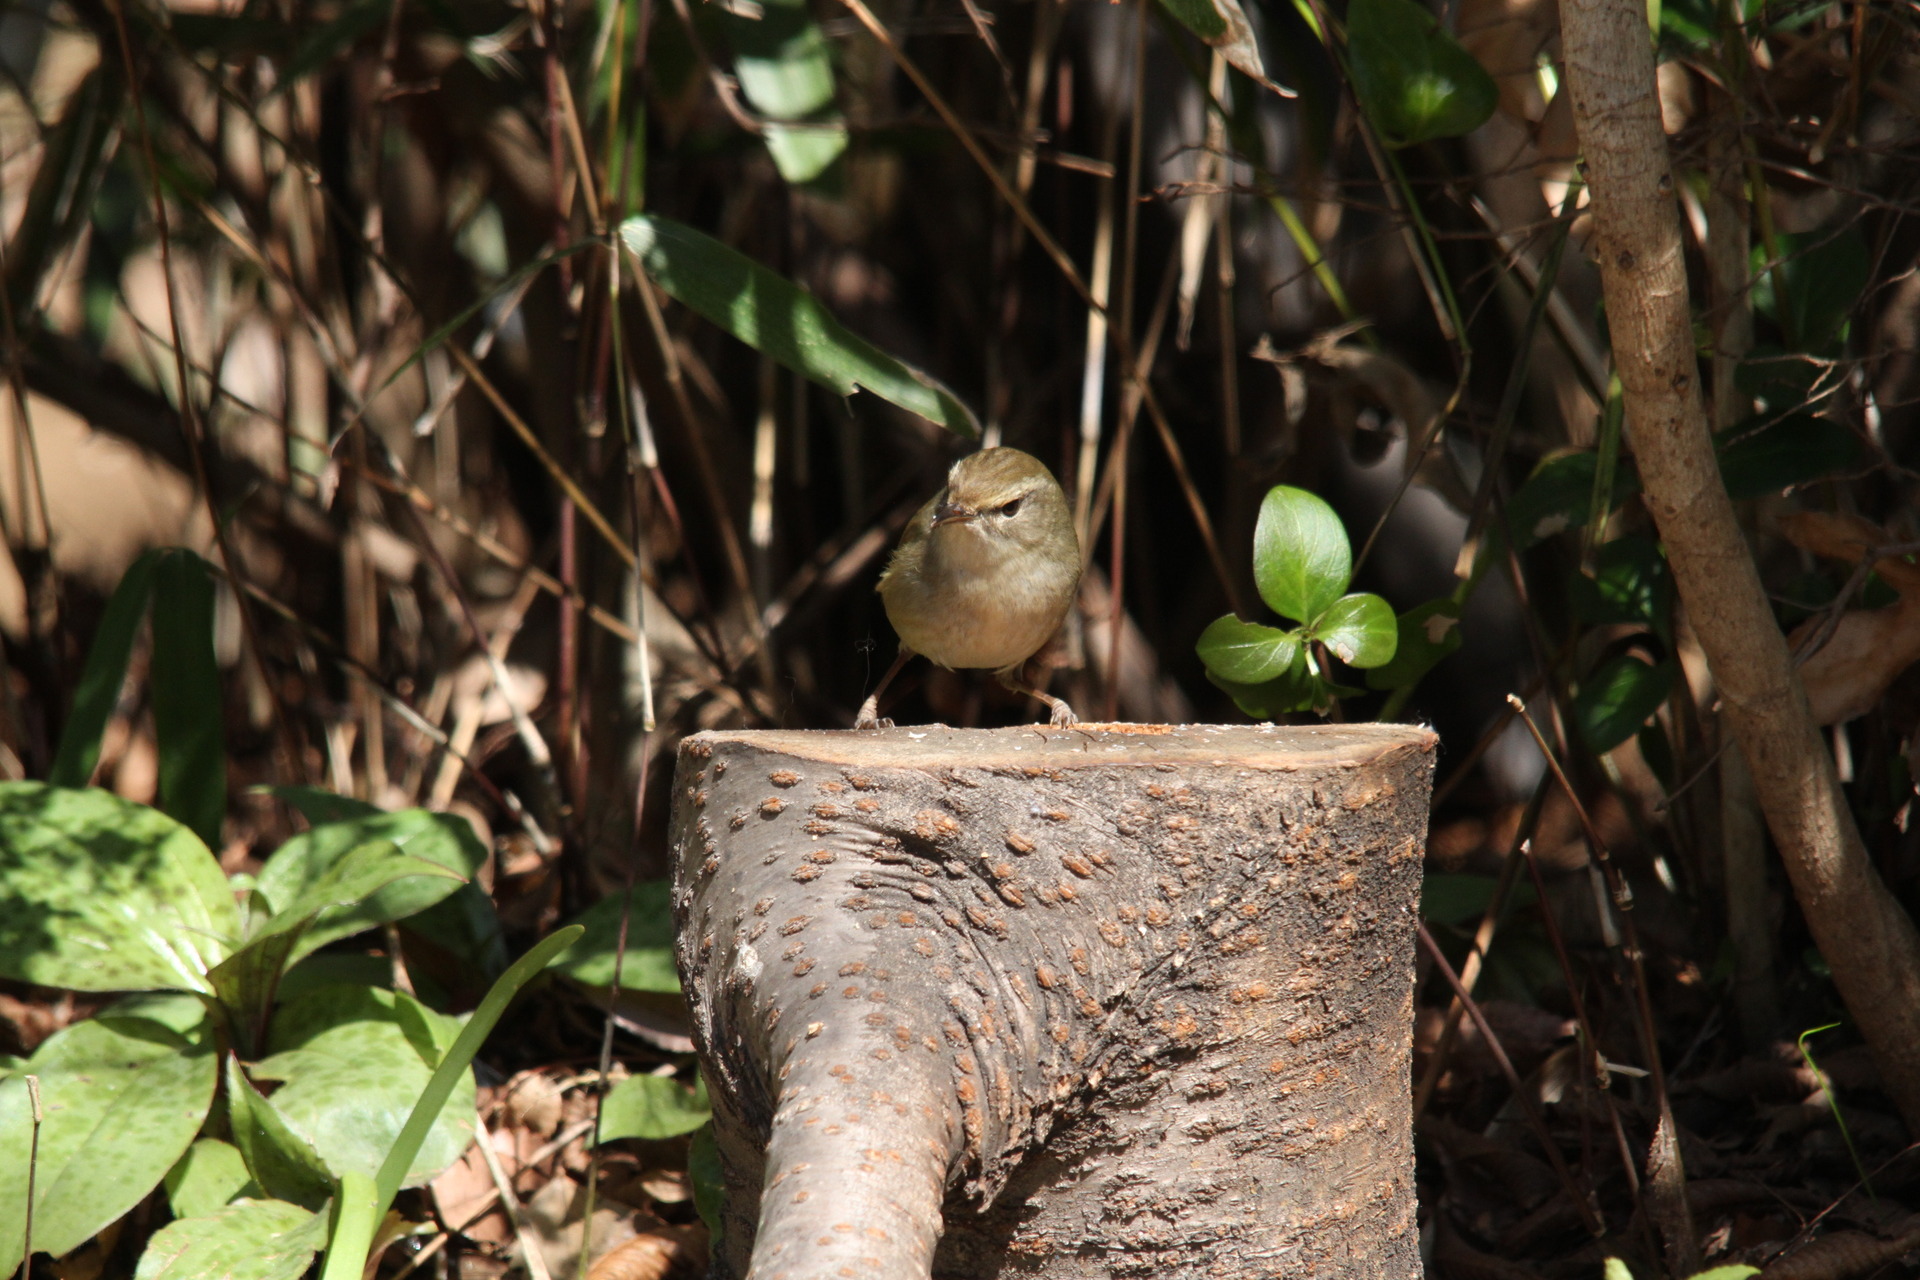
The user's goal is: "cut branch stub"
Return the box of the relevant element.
[670,723,1436,1279]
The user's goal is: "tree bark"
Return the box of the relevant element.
[670,723,1436,1279]
[1556,0,1920,1130]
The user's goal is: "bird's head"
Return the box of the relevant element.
[930,447,1074,555]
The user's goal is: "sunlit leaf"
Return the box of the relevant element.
[620,214,979,437]
[1195,616,1302,684]
[164,1139,260,1221]
[722,0,849,185]
[0,996,217,1271]
[553,883,681,994]
[1346,0,1497,146]
[598,1074,711,1143]
[0,783,235,993]
[225,1056,333,1210]
[135,1197,326,1280]
[1310,592,1398,668]
[1158,0,1272,85]
[1252,485,1351,624]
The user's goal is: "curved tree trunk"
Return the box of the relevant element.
[670,723,1436,1279]
[1557,0,1920,1131]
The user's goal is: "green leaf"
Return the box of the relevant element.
[553,883,682,994]
[50,549,159,788]
[150,550,226,852]
[1252,486,1351,624]
[252,985,476,1189]
[1346,0,1497,146]
[0,782,235,993]
[620,214,980,437]
[164,1138,260,1220]
[224,1057,334,1210]
[1310,593,1399,668]
[317,927,585,1280]
[1604,1260,1635,1280]
[135,1197,326,1280]
[688,1123,724,1236]
[1571,535,1673,634]
[1506,450,1641,550]
[1685,1267,1761,1280]
[721,0,848,185]
[0,996,218,1271]
[210,841,462,1050]
[1714,413,1866,501]
[255,805,485,966]
[598,1074,711,1143]
[1206,658,1324,720]
[1195,616,1303,684]
[1366,599,1463,691]
[1575,655,1675,753]
[1158,0,1271,84]
[1772,227,1869,350]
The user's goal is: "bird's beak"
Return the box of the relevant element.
[932,500,976,527]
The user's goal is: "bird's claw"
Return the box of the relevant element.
[855,696,892,731]
[1047,699,1078,729]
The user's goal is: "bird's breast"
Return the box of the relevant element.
[881,533,1078,672]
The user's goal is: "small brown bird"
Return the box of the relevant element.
[857,448,1081,729]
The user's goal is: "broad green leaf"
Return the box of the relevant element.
[1506,451,1640,550]
[1346,0,1497,146]
[1366,599,1463,691]
[224,1058,333,1210]
[150,550,226,851]
[1311,593,1399,668]
[1714,413,1866,501]
[1571,535,1673,634]
[0,996,218,1272]
[135,1197,326,1280]
[621,214,980,437]
[598,1074,711,1143]
[554,883,682,994]
[255,805,485,966]
[722,0,848,185]
[1158,0,1270,84]
[210,842,461,1050]
[1252,486,1351,624]
[164,1138,260,1220]
[50,549,159,788]
[1762,228,1869,350]
[253,985,476,1189]
[0,782,236,993]
[1604,1260,1635,1280]
[318,928,586,1280]
[1575,655,1675,753]
[1195,616,1302,684]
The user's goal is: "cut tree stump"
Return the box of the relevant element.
[670,723,1437,1279]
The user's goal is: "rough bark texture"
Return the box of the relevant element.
[669,724,1435,1280]
[1557,0,1920,1130]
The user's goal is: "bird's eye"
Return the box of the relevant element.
[1000,498,1024,518]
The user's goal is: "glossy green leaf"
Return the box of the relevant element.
[598,1074,711,1143]
[553,883,682,994]
[722,0,848,185]
[1571,535,1673,634]
[1366,599,1463,691]
[1346,0,1497,146]
[1206,660,1324,720]
[1575,656,1675,753]
[150,550,225,851]
[256,804,485,966]
[0,995,218,1272]
[164,1138,260,1220]
[50,549,159,788]
[224,1057,333,1210]
[620,214,979,437]
[1252,486,1351,624]
[1158,0,1270,83]
[0,782,235,992]
[1714,413,1866,501]
[253,985,476,1189]
[1506,451,1640,549]
[135,1197,326,1280]
[1310,593,1399,668]
[1195,616,1302,684]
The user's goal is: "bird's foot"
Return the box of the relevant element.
[1044,696,1077,728]
[855,696,893,730]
